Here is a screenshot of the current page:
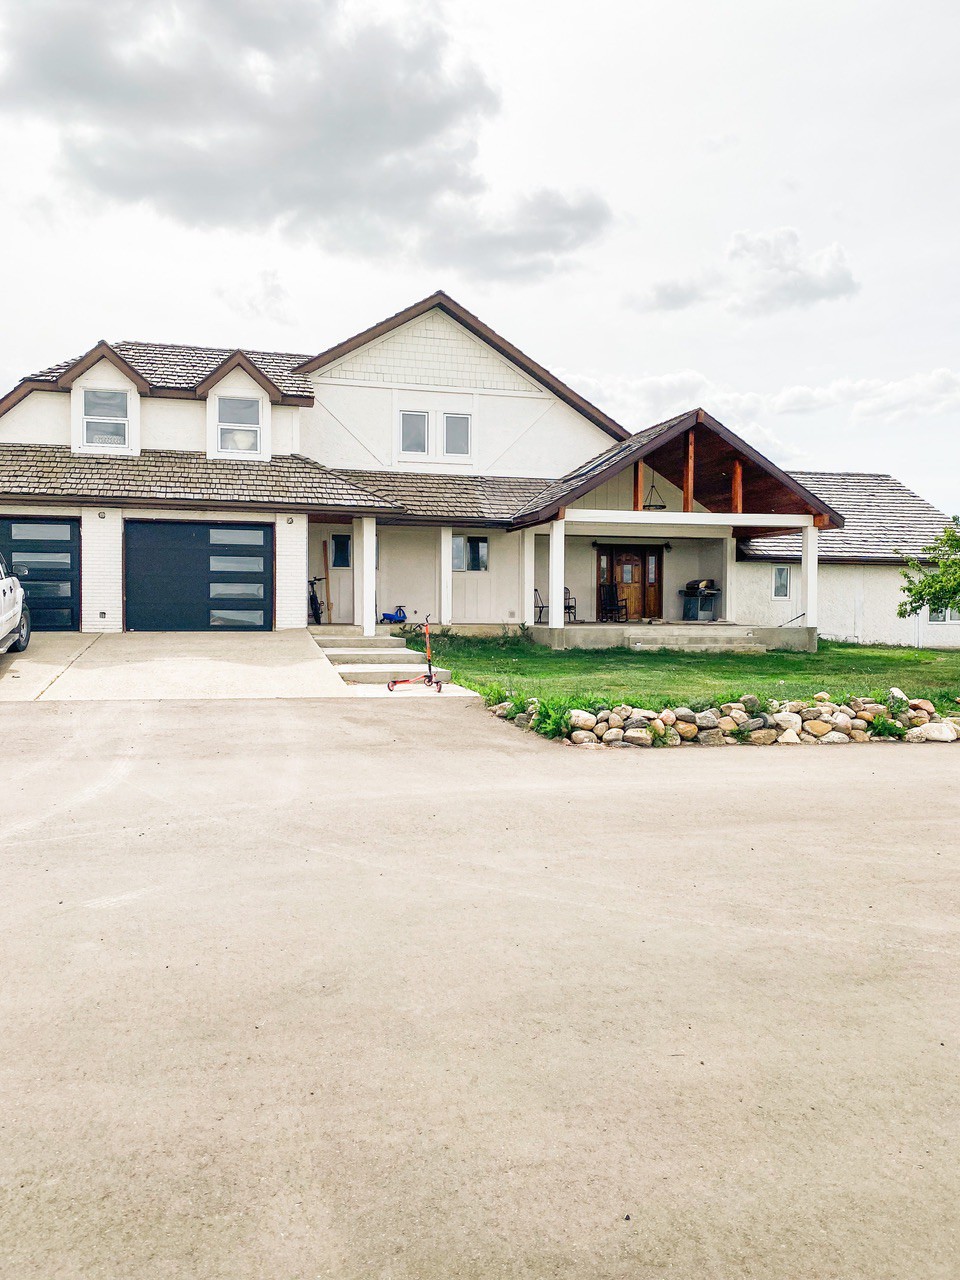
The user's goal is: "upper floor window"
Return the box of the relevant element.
[443,413,470,456]
[772,565,791,599]
[400,411,428,455]
[83,389,128,449]
[218,396,261,453]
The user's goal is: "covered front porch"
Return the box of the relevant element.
[528,508,821,651]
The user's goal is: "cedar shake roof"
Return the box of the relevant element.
[0,445,396,513]
[27,340,316,400]
[332,469,551,524]
[739,472,952,563]
[511,409,844,530]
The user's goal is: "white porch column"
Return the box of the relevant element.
[521,528,536,625]
[360,516,377,637]
[801,523,819,632]
[722,535,737,623]
[548,517,565,629]
[351,517,363,626]
[439,526,453,625]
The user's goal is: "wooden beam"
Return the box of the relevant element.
[813,513,831,528]
[731,459,743,514]
[683,429,695,512]
[633,460,644,511]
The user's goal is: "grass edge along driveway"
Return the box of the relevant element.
[405,634,960,711]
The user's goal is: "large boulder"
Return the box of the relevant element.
[673,707,696,722]
[741,717,765,733]
[776,728,802,745]
[698,728,725,747]
[660,708,677,726]
[695,711,719,729]
[804,720,832,737]
[773,711,803,733]
[606,712,624,730]
[623,727,653,747]
[569,709,598,732]
[740,694,761,713]
[601,727,624,743]
[904,727,926,743]
[675,721,699,740]
[923,722,958,743]
[831,713,853,734]
[749,728,779,745]
[820,731,851,744]
[570,729,599,744]
[717,716,739,734]
[910,698,936,715]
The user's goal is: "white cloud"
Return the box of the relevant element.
[0,0,611,279]
[562,364,960,472]
[631,227,860,316]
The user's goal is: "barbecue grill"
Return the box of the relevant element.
[679,578,721,622]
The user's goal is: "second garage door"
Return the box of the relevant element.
[124,521,274,631]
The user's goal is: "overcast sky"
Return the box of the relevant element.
[0,0,957,511]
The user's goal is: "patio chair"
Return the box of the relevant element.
[534,588,547,623]
[598,583,628,622]
[564,587,577,622]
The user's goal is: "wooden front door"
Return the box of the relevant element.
[597,546,663,621]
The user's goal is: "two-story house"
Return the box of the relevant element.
[0,291,954,649]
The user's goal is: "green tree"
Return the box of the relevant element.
[897,516,960,617]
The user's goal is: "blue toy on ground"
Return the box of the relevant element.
[380,604,407,624]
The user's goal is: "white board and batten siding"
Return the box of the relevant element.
[300,309,613,479]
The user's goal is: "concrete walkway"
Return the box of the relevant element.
[0,698,957,1278]
[0,632,478,701]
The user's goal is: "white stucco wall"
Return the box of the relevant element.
[736,559,960,647]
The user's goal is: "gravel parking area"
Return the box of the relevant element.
[1,698,958,1278]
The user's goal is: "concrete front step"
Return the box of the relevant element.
[628,638,765,653]
[309,624,399,639]
[334,664,453,685]
[322,647,425,665]
[312,632,407,649]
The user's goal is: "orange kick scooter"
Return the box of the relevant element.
[387,614,443,692]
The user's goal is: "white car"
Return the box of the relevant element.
[0,553,30,656]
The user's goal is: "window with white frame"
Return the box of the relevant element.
[772,565,791,599]
[217,396,261,453]
[452,534,488,572]
[929,605,960,622]
[83,389,129,449]
[400,411,428,455]
[443,413,471,457]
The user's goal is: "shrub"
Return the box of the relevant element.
[869,714,907,739]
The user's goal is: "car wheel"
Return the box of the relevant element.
[10,606,31,652]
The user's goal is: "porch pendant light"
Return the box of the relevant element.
[643,477,667,510]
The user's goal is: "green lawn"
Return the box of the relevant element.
[407,632,960,710]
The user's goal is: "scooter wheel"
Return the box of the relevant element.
[387,681,396,691]
[434,681,443,693]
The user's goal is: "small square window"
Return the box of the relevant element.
[930,606,960,622]
[443,413,470,456]
[772,565,791,599]
[453,534,488,572]
[331,534,351,568]
[400,411,428,454]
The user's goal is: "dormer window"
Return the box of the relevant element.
[443,413,470,456]
[400,410,428,455]
[218,397,261,453]
[83,389,129,449]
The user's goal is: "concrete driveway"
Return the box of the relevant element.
[1,697,958,1278]
[0,632,475,700]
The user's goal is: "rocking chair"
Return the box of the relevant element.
[598,583,628,623]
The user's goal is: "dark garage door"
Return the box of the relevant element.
[0,517,81,630]
[124,521,274,631]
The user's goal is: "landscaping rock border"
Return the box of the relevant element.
[491,690,960,750]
